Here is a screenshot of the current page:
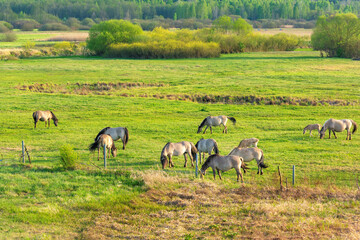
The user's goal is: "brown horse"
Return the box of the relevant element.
[89,134,117,161]
[228,147,268,175]
[94,127,129,150]
[303,124,321,137]
[320,118,357,140]
[238,138,259,148]
[32,110,58,128]
[200,154,246,182]
[197,115,236,134]
[160,141,198,169]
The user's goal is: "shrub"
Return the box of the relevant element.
[59,144,78,170]
[0,32,17,42]
[106,41,220,59]
[39,23,70,31]
[0,24,9,33]
[0,21,13,30]
[312,13,360,58]
[53,41,75,56]
[87,20,143,55]
[13,19,40,30]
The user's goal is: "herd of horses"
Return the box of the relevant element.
[32,111,357,182]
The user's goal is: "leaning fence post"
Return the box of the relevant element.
[292,165,295,186]
[195,153,198,178]
[103,143,106,169]
[22,140,25,163]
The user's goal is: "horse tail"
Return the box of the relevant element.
[123,127,129,149]
[213,140,219,154]
[89,138,100,152]
[259,150,268,168]
[227,116,236,125]
[351,120,357,134]
[32,111,37,121]
[241,161,249,170]
[95,127,111,141]
[190,142,198,155]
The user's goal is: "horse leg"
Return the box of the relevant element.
[217,169,222,180]
[328,129,331,139]
[203,126,209,134]
[309,130,312,137]
[212,168,216,180]
[183,153,188,168]
[332,130,337,139]
[97,148,100,161]
[169,156,174,168]
[210,126,212,134]
[48,119,50,128]
[188,152,194,167]
[236,168,243,183]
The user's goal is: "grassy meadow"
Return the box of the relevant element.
[0,51,360,239]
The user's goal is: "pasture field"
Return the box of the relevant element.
[0,51,359,239]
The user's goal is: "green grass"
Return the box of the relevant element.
[0,51,359,238]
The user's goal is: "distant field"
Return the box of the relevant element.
[256,27,312,37]
[0,52,359,238]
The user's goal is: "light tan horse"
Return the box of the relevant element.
[238,138,259,148]
[160,141,198,169]
[89,134,117,161]
[32,110,58,128]
[303,124,321,137]
[228,147,268,175]
[95,127,129,150]
[195,138,219,164]
[200,154,246,182]
[197,115,236,134]
[320,118,357,140]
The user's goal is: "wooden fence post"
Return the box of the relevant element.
[278,166,283,191]
[195,153,198,178]
[22,140,25,163]
[104,143,106,169]
[292,165,295,186]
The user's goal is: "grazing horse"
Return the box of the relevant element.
[95,127,129,150]
[303,124,321,137]
[200,154,247,182]
[197,115,236,134]
[195,138,219,164]
[228,147,268,175]
[160,141,198,169]
[89,134,117,161]
[32,110,58,128]
[238,138,259,148]
[320,118,357,140]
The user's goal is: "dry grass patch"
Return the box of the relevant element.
[80,172,360,239]
[44,32,88,42]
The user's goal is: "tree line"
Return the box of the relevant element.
[0,0,359,24]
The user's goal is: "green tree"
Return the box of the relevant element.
[86,20,143,55]
[233,17,253,35]
[311,13,360,58]
[213,15,232,32]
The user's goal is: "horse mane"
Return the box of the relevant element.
[161,142,171,157]
[227,116,236,125]
[95,127,111,141]
[198,117,208,129]
[50,111,58,121]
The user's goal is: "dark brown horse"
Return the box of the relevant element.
[32,110,58,128]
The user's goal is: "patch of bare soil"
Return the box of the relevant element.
[17,83,358,106]
[80,173,360,239]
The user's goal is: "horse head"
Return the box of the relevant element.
[111,147,117,157]
[319,126,325,139]
[160,155,168,169]
[197,126,202,134]
[54,119,58,127]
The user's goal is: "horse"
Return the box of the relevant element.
[89,134,117,161]
[160,141,198,169]
[195,138,219,164]
[32,110,58,128]
[238,138,259,148]
[197,115,236,134]
[200,154,247,182]
[319,118,357,140]
[303,124,321,137]
[94,127,129,150]
[228,147,268,175]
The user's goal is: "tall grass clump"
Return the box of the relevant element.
[106,41,220,59]
[59,144,78,170]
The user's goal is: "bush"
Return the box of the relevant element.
[39,23,70,31]
[0,24,9,33]
[311,13,360,58]
[106,41,220,59]
[53,41,75,56]
[87,20,143,55]
[0,32,17,42]
[13,19,40,30]
[59,144,78,170]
